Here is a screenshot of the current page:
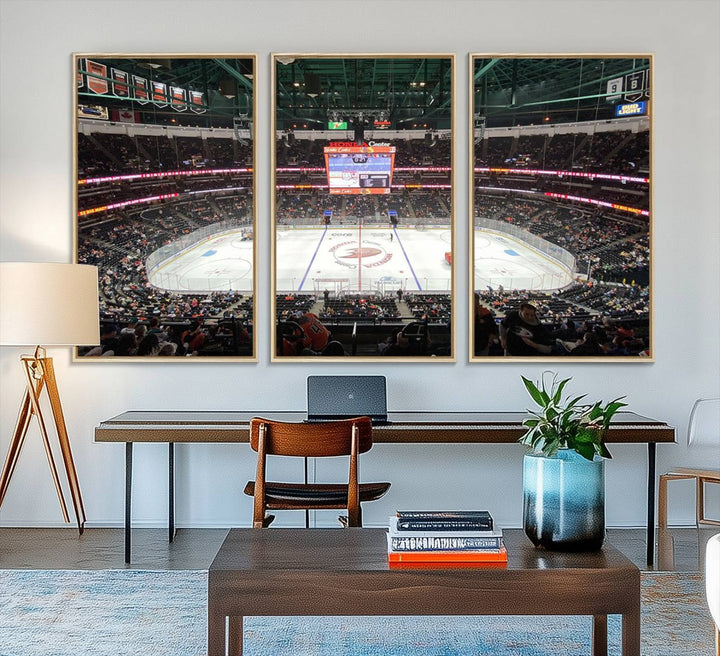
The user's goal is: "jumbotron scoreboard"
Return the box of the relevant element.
[323,144,396,195]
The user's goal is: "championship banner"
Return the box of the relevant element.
[152,81,168,106]
[77,70,84,88]
[112,68,129,98]
[624,71,646,103]
[189,90,206,113]
[170,86,187,111]
[133,75,149,104]
[85,60,109,95]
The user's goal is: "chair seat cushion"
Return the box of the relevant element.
[244,481,390,507]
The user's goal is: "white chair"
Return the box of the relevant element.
[707,533,720,656]
[659,398,720,528]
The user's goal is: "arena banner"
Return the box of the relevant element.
[624,71,647,103]
[189,90,206,113]
[170,86,187,111]
[470,54,653,362]
[152,81,168,107]
[74,54,258,361]
[272,54,455,362]
[85,60,109,94]
[606,76,623,102]
[132,75,149,103]
[111,68,129,98]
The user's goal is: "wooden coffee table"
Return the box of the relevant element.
[208,528,640,656]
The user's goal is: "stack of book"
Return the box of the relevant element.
[387,510,507,567]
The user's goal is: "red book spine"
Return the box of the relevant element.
[388,545,508,563]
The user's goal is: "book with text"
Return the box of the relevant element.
[389,534,503,551]
[387,545,508,564]
[389,559,507,569]
[395,510,493,532]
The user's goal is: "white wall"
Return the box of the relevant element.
[1,0,718,530]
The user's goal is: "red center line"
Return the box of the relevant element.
[357,220,362,291]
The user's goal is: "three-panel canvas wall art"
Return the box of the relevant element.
[74,53,651,362]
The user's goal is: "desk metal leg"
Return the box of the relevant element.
[169,443,175,542]
[125,442,132,564]
[647,442,656,566]
[304,456,310,528]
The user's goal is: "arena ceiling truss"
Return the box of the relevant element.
[274,57,453,129]
[473,57,651,127]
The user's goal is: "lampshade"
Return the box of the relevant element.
[0,262,100,346]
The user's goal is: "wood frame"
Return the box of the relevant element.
[73,53,258,361]
[469,54,653,362]
[271,53,455,362]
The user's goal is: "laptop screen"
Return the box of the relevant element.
[306,375,388,423]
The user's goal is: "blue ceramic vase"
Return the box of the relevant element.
[522,448,606,551]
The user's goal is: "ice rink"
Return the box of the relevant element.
[474,228,573,291]
[147,229,254,292]
[276,226,452,293]
[144,224,572,295]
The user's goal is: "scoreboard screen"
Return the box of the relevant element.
[324,145,396,195]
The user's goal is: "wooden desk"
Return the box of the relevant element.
[207,528,641,656]
[94,411,675,564]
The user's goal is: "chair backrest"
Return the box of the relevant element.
[688,398,720,447]
[249,416,373,457]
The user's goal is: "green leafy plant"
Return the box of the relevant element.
[519,372,627,461]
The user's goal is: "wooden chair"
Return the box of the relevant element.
[658,398,720,528]
[243,416,390,528]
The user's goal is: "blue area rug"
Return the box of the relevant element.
[0,569,714,656]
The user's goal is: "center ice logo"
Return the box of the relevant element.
[339,247,382,259]
[330,241,393,268]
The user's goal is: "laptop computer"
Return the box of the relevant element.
[306,375,389,425]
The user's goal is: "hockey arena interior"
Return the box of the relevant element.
[273,56,454,359]
[76,56,256,358]
[471,57,651,358]
[75,55,650,359]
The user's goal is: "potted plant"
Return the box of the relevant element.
[519,372,626,551]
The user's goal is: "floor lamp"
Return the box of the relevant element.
[0,262,99,533]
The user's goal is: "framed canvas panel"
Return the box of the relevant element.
[469,54,653,362]
[271,54,455,361]
[73,54,257,360]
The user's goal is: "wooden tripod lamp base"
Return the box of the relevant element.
[0,348,87,533]
[0,262,100,533]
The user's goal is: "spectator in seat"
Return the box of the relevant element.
[182,322,206,354]
[296,312,331,353]
[99,324,120,354]
[500,303,553,356]
[474,293,499,356]
[137,333,160,356]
